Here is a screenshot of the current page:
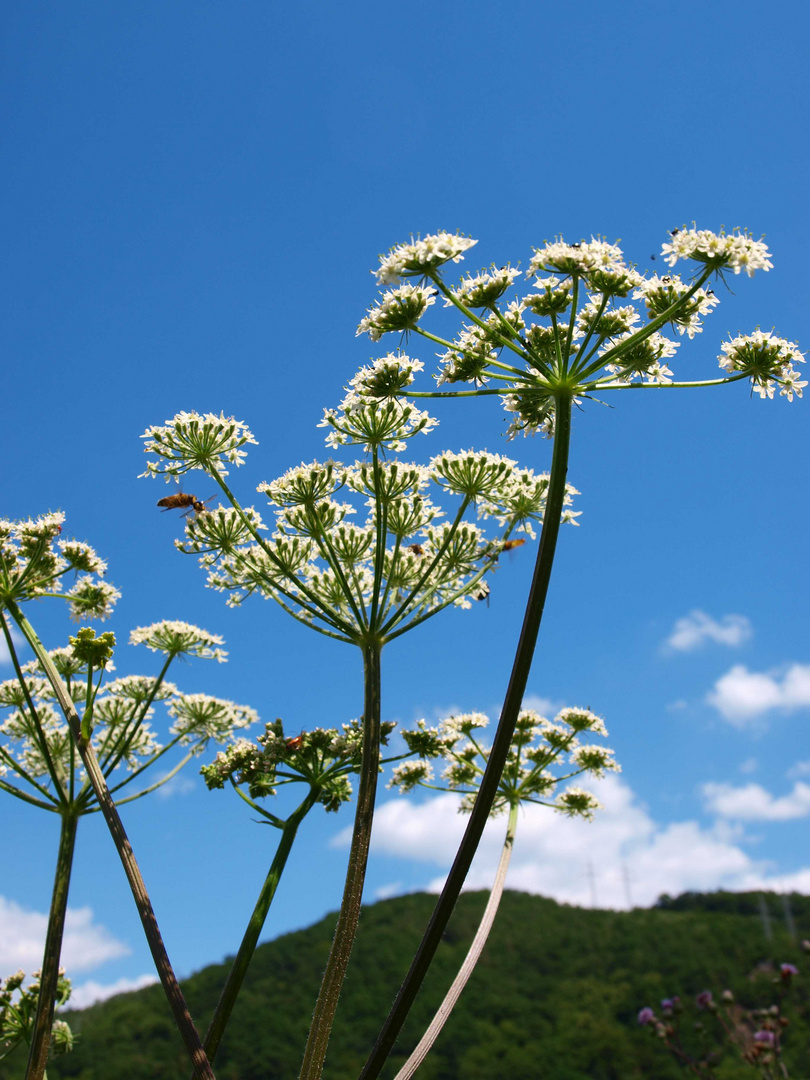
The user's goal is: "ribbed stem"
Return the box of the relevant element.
[394,802,518,1079]
[359,393,573,1080]
[25,811,78,1080]
[201,788,319,1065]
[298,643,382,1080]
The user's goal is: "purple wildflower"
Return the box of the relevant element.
[637,1007,655,1025]
[780,962,798,978]
[753,1029,775,1047]
[695,990,713,1009]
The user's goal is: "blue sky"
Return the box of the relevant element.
[1,1,809,1009]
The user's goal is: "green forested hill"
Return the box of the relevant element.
[7,890,809,1079]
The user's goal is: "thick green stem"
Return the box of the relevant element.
[25,811,78,1080]
[394,802,518,1080]
[298,643,382,1080]
[6,601,217,1080]
[201,788,319,1065]
[359,394,573,1080]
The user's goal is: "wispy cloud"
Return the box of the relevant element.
[706,663,810,725]
[0,897,129,972]
[703,781,810,822]
[665,610,752,653]
[66,974,158,1011]
[0,628,26,666]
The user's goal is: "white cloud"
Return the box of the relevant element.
[0,897,129,973]
[703,781,810,822]
[787,760,810,778]
[665,610,752,652]
[739,757,758,774]
[0,628,26,666]
[156,774,196,799]
[66,974,158,1011]
[356,776,800,910]
[706,663,810,725]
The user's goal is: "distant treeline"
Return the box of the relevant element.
[6,890,808,1079]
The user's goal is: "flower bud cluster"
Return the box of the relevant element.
[1,968,75,1060]
[390,705,616,818]
[0,513,119,620]
[201,717,396,813]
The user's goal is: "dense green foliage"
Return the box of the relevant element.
[6,890,808,1079]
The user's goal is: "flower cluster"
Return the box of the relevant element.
[660,227,773,277]
[1,969,74,1062]
[390,706,616,817]
[201,717,397,814]
[374,231,477,285]
[177,439,573,640]
[129,620,228,662]
[718,330,806,400]
[0,625,252,808]
[0,514,119,620]
[356,227,801,436]
[140,411,258,479]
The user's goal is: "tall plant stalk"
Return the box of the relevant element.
[394,800,519,1080]
[24,811,78,1080]
[359,392,573,1079]
[7,601,218,1080]
[298,642,382,1080]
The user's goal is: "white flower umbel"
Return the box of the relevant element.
[140,411,258,479]
[661,227,773,277]
[129,621,228,662]
[168,693,257,745]
[394,704,616,817]
[357,285,437,341]
[357,225,801,439]
[718,330,806,400]
[375,232,477,285]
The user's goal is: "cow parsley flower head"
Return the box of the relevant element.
[448,266,521,309]
[319,398,438,453]
[66,577,121,621]
[718,330,805,399]
[528,238,627,278]
[375,232,477,285]
[633,275,720,338]
[168,692,257,744]
[342,354,425,410]
[661,227,773,277]
[357,284,437,340]
[129,621,228,662]
[140,412,258,478]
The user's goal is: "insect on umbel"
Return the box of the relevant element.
[156,493,212,517]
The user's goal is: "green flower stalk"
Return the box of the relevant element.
[142,398,575,1078]
[390,706,616,1078]
[351,226,802,1078]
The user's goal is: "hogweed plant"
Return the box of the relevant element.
[389,705,617,1079]
[0,514,255,1080]
[141,393,577,1078]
